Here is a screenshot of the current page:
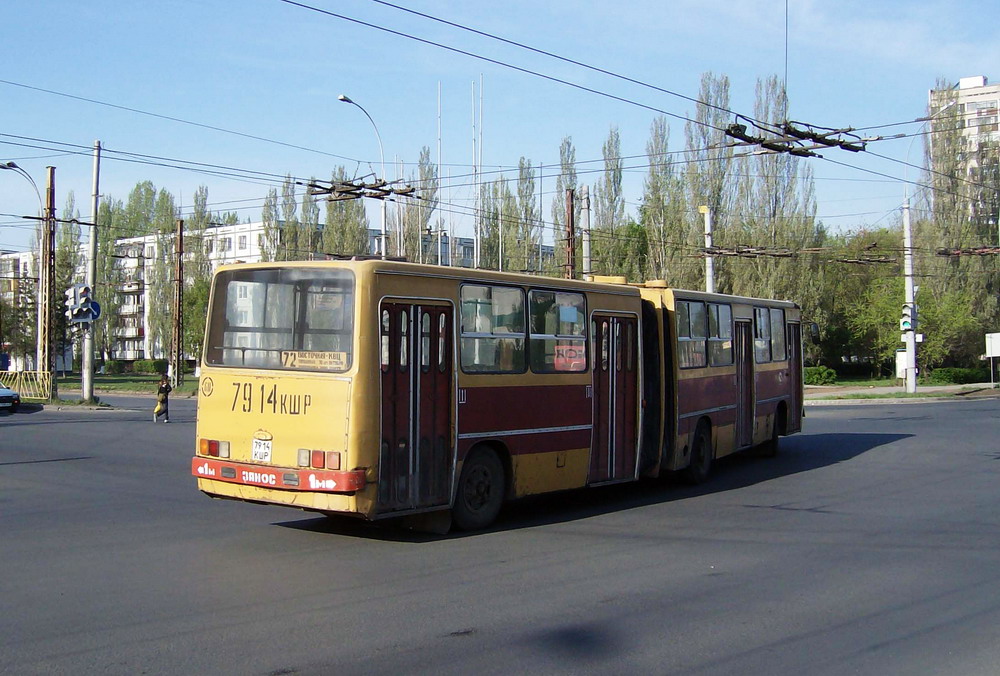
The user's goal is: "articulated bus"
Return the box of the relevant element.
[192,260,803,530]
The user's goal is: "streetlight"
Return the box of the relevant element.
[1,161,42,210]
[1,161,46,374]
[338,94,387,259]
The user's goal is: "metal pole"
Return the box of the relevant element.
[581,186,592,280]
[43,166,56,400]
[700,205,715,293]
[82,140,100,402]
[902,198,917,394]
[564,188,575,279]
[171,219,184,387]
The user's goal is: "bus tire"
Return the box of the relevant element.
[759,406,784,458]
[452,447,505,531]
[681,423,712,485]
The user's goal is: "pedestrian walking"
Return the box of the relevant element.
[154,374,172,423]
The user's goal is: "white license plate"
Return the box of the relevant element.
[251,439,272,462]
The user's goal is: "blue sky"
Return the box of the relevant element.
[2,0,998,254]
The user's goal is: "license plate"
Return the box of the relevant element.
[251,439,272,463]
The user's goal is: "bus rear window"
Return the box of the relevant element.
[204,268,354,372]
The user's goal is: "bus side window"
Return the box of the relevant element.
[421,311,431,372]
[438,312,447,372]
[399,309,409,370]
[381,309,390,372]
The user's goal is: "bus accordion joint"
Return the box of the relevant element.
[191,457,366,493]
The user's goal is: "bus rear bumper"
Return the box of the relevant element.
[192,457,366,493]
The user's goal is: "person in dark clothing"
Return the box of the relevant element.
[154,374,172,423]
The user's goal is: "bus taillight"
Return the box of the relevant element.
[199,439,230,458]
[301,449,342,470]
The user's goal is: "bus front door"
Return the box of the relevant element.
[735,320,754,448]
[379,302,453,514]
[590,314,639,484]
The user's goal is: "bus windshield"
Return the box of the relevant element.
[204,267,355,372]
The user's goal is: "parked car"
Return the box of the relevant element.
[0,384,21,412]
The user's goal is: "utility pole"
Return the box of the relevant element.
[171,219,184,388]
[901,199,918,393]
[564,188,575,279]
[82,141,100,403]
[41,166,57,400]
[699,205,715,293]
[581,186,592,280]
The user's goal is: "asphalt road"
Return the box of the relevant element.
[2,398,1000,675]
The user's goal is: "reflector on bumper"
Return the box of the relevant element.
[191,457,366,492]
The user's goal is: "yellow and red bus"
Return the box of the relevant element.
[192,260,803,530]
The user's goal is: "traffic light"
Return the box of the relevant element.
[66,284,95,324]
[900,303,915,332]
[64,286,79,321]
[77,285,93,321]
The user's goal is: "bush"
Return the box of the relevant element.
[927,367,990,384]
[103,360,125,374]
[804,366,837,385]
[133,359,169,374]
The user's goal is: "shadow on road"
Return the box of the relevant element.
[277,431,907,541]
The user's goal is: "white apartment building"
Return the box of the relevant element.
[929,75,999,164]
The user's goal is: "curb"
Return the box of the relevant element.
[806,393,1000,406]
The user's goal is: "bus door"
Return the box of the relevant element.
[589,314,638,484]
[786,322,803,434]
[379,301,453,514]
[735,320,754,448]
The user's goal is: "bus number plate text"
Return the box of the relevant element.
[251,439,272,463]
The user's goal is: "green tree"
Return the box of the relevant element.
[148,188,178,359]
[640,115,688,281]
[54,192,83,372]
[550,137,579,276]
[260,187,279,262]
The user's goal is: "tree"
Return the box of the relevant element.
[280,175,300,260]
[594,126,624,232]
[95,197,125,362]
[183,186,214,359]
[683,73,735,290]
[148,188,177,359]
[640,115,688,281]
[514,157,539,273]
[54,192,83,372]
[550,137,579,275]
[260,187,279,262]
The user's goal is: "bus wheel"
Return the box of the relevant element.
[453,447,505,531]
[681,424,712,485]
[759,407,784,458]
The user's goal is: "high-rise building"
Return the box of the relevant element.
[929,76,999,148]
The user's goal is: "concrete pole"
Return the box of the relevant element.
[82,141,100,402]
[699,205,715,293]
[902,199,917,393]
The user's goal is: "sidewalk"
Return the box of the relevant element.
[805,382,1000,404]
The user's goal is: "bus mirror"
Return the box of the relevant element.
[808,322,820,344]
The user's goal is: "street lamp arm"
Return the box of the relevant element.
[338,94,388,259]
[1,161,43,213]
